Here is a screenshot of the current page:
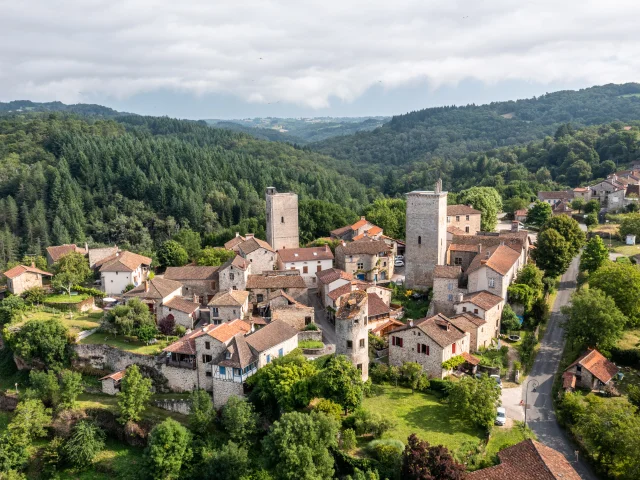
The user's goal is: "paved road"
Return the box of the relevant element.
[524,255,598,479]
[307,289,337,345]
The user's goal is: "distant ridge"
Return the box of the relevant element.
[0,100,130,117]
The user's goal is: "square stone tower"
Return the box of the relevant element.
[405,179,448,289]
[266,187,299,251]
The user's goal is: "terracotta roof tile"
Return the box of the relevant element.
[238,237,274,255]
[2,265,52,279]
[219,255,249,272]
[100,370,125,381]
[124,277,183,300]
[462,352,481,366]
[566,348,619,384]
[447,205,481,216]
[390,314,467,348]
[350,218,370,230]
[224,234,246,251]
[246,273,307,290]
[316,268,353,284]
[447,225,467,235]
[216,334,257,368]
[245,320,298,352]
[208,289,249,306]
[99,251,152,272]
[278,246,333,263]
[88,247,119,268]
[164,266,218,280]
[336,237,391,256]
[449,313,487,331]
[328,282,353,301]
[433,265,462,279]
[367,293,390,317]
[163,297,200,314]
[467,245,520,276]
[459,291,504,311]
[46,244,87,262]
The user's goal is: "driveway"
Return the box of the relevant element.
[501,386,524,422]
[523,255,598,479]
[307,289,337,346]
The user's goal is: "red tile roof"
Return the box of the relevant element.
[238,237,274,254]
[163,297,200,314]
[459,291,504,311]
[390,314,467,348]
[467,245,520,276]
[371,318,404,335]
[245,320,298,352]
[316,268,353,285]
[163,320,251,355]
[449,243,481,252]
[447,205,481,216]
[328,282,353,301]
[2,264,52,279]
[100,370,125,381]
[46,244,87,262]
[462,352,481,366]
[350,218,370,230]
[367,293,390,317]
[164,266,218,280]
[336,237,391,256]
[224,234,246,251]
[99,251,152,272]
[278,246,333,263]
[566,348,619,384]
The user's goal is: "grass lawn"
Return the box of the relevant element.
[76,392,189,425]
[608,238,640,256]
[619,328,640,350]
[80,332,172,356]
[17,309,103,335]
[484,423,535,460]
[362,384,483,451]
[58,439,145,480]
[45,293,90,304]
[299,340,324,349]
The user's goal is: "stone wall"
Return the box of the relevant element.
[0,392,18,411]
[73,344,156,372]
[298,330,323,343]
[272,304,314,330]
[101,378,119,395]
[159,364,199,392]
[432,277,467,317]
[158,305,196,330]
[212,378,245,408]
[152,398,192,415]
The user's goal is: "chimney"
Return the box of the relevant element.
[435,178,442,194]
[235,232,240,238]
[477,244,482,254]
[409,320,414,327]
[511,221,520,232]
[144,280,149,292]
[456,292,464,303]
[193,293,198,304]
[360,216,366,221]
[31,261,35,268]
[85,242,89,253]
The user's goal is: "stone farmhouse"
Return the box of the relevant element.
[335,236,395,282]
[255,290,314,330]
[236,236,276,274]
[316,268,353,306]
[218,255,250,291]
[2,264,52,295]
[466,244,523,300]
[224,233,246,252]
[563,348,619,392]
[99,251,152,295]
[276,245,334,288]
[246,270,308,304]
[389,314,471,379]
[330,216,381,242]
[164,265,218,305]
[124,277,183,317]
[45,243,88,266]
[208,289,250,324]
[158,297,201,330]
[446,205,482,235]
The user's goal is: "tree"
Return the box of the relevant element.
[59,369,83,409]
[363,199,407,239]
[204,441,249,480]
[584,199,601,214]
[531,229,573,278]
[514,263,544,296]
[580,236,609,273]
[6,319,72,368]
[585,213,598,227]
[103,297,155,337]
[506,284,536,312]
[22,287,46,306]
[188,389,215,435]
[26,370,60,406]
[589,261,640,324]
[52,251,92,297]
[541,215,585,256]
[317,355,363,412]
[341,428,357,451]
[570,197,586,213]
[196,247,235,266]
[8,399,51,441]
[0,432,29,473]
[63,421,105,468]
[619,213,640,239]
[526,201,552,227]
[401,434,465,480]
[173,228,202,261]
[313,398,343,421]
[157,240,189,267]
[561,288,626,351]
[500,304,521,333]
[0,295,26,325]
[263,411,338,480]
[145,418,192,480]
[448,376,501,430]
[136,323,158,344]
[566,160,592,187]
[117,365,152,424]
[158,315,176,335]
[457,187,502,232]
[401,361,425,393]
[221,396,258,446]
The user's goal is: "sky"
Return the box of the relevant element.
[1,0,640,119]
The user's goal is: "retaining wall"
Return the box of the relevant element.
[152,398,191,415]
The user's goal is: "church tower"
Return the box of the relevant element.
[404,179,448,289]
[266,187,299,251]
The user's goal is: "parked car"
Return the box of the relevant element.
[495,407,507,426]
[394,259,405,267]
[490,374,503,388]
[396,255,404,260]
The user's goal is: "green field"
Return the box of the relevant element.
[362,385,483,451]
[45,293,90,304]
[58,439,145,480]
[16,309,102,335]
[80,332,173,356]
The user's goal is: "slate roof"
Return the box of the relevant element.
[99,251,152,273]
[238,237,274,255]
[459,291,504,310]
[390,314,467,348]
[245,320,298,352]
[163,297,200,314]
[336,237,391,256]
[88,247,119,268]
[447,205,481,216]
[164,266,218,280]
[433,265,462,279]
[46,244,87,262]
[2,264,52,279]
[278,246,333,263]
[566,348,619,384]
[208,289,249,307]
[467,245,520,276]
[124,277,183,300]
[246,273,307,289]
[367,293,390,317]
[466,439,580,480]
[316,268,353,285]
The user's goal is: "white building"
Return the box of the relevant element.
[99,251,152,295]
[277,245,334,288]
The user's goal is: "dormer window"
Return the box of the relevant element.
[225,352,231,359]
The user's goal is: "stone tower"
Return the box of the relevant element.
[335,290,369,381]
[266,187,299,251]
[405,179,448,289]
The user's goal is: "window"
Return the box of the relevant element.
[357,363,363,372]
[225,352,231,359]
[206,371,212,377]
[233,309,236,315]
[266,354,271,364]
[232,286,237,290]
[465,226,470,233]
[211,308,219,317]
[451,343,456,354]
[466,215,470,221]
[346,340,353,349]
[448,294,453,301]
[312,277,316,283]
[303,266,308,274]
[418,343,429,355]
[473,308,478,314]
[447,282,453,291]
[454,257,462,265]
[278,348,284,357]
[446,216,450,223]
[317,265,322,272]
[257,294,264,302]
[202,354,212,363]
[281,216,285,223]
[359,338,365,348]
[234,368,242,376]
[205,341,211,349]
[357,262,364,270]
[462,306,467,312]
[305,316,312,325]
[229,273,235,281]
[219,366,226,375]
[418,236,421,245]
[489,278,495,288]
[383,261,386,267]
[391,336,403,347]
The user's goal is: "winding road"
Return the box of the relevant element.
[524,255,598,479]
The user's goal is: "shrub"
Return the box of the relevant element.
[158,316,176,335]
[303,323,319,331]
[370,363,389,384]
[427,378,452,397]
[341,428,357,452]
[299,340,324,349]
[347,409,395,438]
[175,325,187,337]
[314,398,343,421]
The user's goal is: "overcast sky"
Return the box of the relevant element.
[1,0,639,119]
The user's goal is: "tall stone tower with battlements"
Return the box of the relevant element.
[404,179,448,289]
[266,187,299,251]
[335,290,369,381]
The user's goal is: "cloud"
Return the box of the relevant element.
[2,0,640,108]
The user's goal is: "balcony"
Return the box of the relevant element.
[164,359,196,370]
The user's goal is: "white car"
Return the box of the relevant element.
[495,407,506,426]
[394,260,405,267]
[490,374,503,388]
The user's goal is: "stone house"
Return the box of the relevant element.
[246,271,308,304]
[224,233,246,252]
[454,290,504,342]
[514,209,528,223]
[388,314,470,379]
[218,255,250,292]
[448,312,490,353]
[446,205,482,235]
[277,245,334,288]
[572,187,592,201]
[208,289,250,324]
[123,277,183,317]
[335,290,370,381]
[2,264,52,295]
[45,243,88,266]
[431,265,466,316]
[447,243,481,272]
[537,191,573,206]
[563,348,619,391]
[99,251,152,295]
[164,266,218,305]
[330,216,382,242]
[335,237,394,282]
[448,231,530,274]
[237,235,276,274]
[256,290,315,330]
[316,268,353,306]
[100,370,125,395]
[211,320,299,407]
[466,244,522,300]
[158,297,201,330]
[552,201,574,216]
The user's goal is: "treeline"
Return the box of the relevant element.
[0,113,375,270]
